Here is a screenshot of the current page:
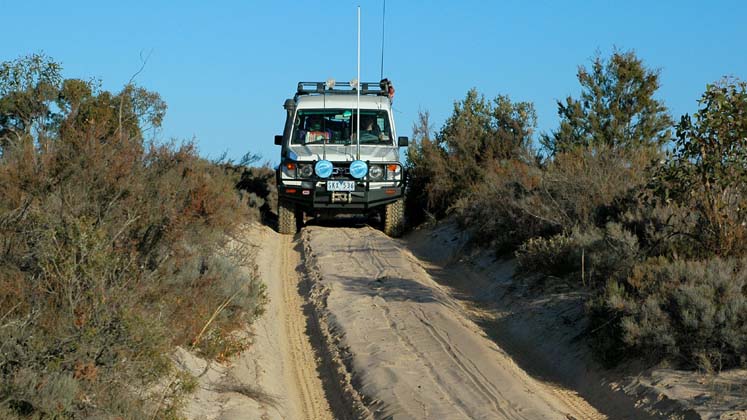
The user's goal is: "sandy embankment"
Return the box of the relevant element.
[407,222,747,420]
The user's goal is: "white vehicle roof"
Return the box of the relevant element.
[295,94,392,111]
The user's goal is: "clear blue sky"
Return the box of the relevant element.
[2,0,746,164]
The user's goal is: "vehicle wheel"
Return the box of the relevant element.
[278,199,297,235]
[295,208,305,231]
[383,199,405,237]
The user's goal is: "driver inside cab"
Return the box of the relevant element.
[351,114,383,142]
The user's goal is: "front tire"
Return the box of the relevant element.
[278,199,297,235]
[383,199,405,237]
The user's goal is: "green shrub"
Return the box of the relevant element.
[452,143,658,255]
[405,94,537,223]
[515,223,640,287]
[574,223,640,287]
[234,164,278,222]
[616,190,704,260]
[516,233,576,276]
[590,257,747,369]
[541,49,672,154]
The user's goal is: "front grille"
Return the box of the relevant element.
[330,166,354,179]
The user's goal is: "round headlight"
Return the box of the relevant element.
[349,160,368,179]
[368,165,383,179]
[298,164,313,178]
[315,160,333,178]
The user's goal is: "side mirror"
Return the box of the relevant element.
[398,136,409,147]
[274,135,283,145]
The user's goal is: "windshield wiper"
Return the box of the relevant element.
[305,139,351,145]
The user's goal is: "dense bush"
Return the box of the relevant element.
[590,257,747,369]
[405,92,537,221]
[516,223,640,287]
[587,77,747,369]
[657,78,747,257]
[516,233,577,277]
[454,144,658,253]
[0,54,266,418]
[413,51,666,248]
[453,156,552,251]
[232,160,278,223]
[407,49,747,371]
[404,111,441,225]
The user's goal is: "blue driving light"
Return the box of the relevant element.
[349,160,368,179]
[288,150,298,161]
[315,160,333,178]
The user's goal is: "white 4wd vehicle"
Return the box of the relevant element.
[274,80,408,236]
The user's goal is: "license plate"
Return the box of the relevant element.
[327,180,355,192]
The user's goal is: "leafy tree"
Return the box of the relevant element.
[542,50,672,154]
[440,89,536,165]
[0,53,62,149]
[0,53,166,158]
[57,83,166,146]
[661,77,747,256]
[405,110,442,223]
[405,92,536,222]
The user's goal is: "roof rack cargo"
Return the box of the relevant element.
[296,79,394,98]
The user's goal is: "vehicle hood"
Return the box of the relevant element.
[289,144,399,162]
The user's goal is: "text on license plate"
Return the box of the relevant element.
[327,180,356,192]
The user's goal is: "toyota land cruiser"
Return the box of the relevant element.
[274,79,408,236]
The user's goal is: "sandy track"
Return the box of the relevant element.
[277,235,336,420]
[185,224,605,419]
[301,225,605,420]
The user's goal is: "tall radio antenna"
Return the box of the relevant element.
[356,5,361,160]
[380,0,386,79]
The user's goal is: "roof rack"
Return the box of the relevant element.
[296,79,393,98]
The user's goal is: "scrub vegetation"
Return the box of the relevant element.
[0,54,268,418]
[407,49,747,371]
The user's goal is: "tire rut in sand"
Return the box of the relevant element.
[279,236,335,420]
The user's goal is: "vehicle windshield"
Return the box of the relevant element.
[291,109,392,145]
